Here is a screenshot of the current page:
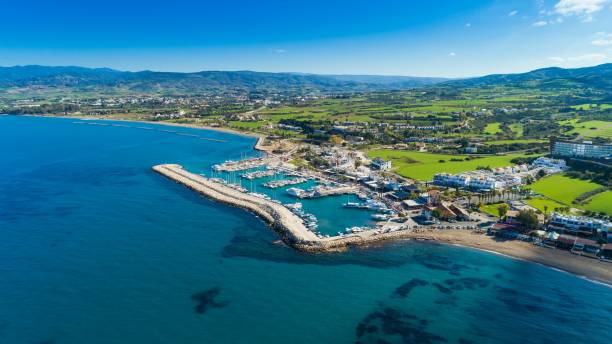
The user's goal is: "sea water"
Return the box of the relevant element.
[0,115,610,344]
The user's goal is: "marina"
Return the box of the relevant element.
[263,177,307,188]
[213,157,269,172]
[241,169,276,180]
[285,184,359,199]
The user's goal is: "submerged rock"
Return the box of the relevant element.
[191,287,229,315]
[392,278,429,298]
[443,278,490,291]
[356,307,447,344]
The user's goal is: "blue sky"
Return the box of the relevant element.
[1,0,611,77]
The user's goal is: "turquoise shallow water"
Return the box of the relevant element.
[1,115,611,344]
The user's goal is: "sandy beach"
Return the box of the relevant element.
[19,114,263,139]
[382,229,612,286]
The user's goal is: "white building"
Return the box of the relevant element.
[531,157,567,171]
[371,158,392,171]
[549,213,611,235]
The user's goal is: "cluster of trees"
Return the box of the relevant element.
[510,156,539,165]
[515,209,540,229]
[565,160,610,186]
[303,151,330,169]
[478,142,547,154]
[7,103,80,115]
[522,121,560,138]
[496,204,539,229]
[573,187,608,205]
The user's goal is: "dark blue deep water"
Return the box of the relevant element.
[1,115,610,344]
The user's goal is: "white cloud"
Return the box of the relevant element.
[508,10,518,16]
[274,49,287,54]
[465,22,472,27]
[449,52,456,57]
[553,0,609,21]
[567,53,608,62]
[533,20,549,26]
[548,53,608,64]
[591,32,612,46]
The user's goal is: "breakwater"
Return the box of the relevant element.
[153,164,321,247]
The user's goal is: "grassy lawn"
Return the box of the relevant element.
[525,198,566,213]
[480,203,504,217]
[582,191,612,215]
[484,122,502,135]
[528,175,601,205]
[228,121,264,129]
[561,119,612,139]
[367,150,533,180]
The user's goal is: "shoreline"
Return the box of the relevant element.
[16,113,273,154]
[153,163,612,286]
[14,113,263,139]
[12,114,611,286]
[412,231,612,287]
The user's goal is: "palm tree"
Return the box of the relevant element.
[497,203,509,221]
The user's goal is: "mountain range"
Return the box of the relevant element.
[445,63,612,90]
[0,63,610,95]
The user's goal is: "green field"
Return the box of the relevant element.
[582,191,612,215]
[560,119,612,139]
[480,203,504,217]
[484,122,502,135]
[525,198,566,213]
[367,150,533,180]
[528,175,601,205]
[509,123,524,137]
[228,121,263,129]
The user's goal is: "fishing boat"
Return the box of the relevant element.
[285,202,303,210]
[343,202,364,209]
[286,187,305,197]
[345,226,366,233]
[371,213,391,221]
